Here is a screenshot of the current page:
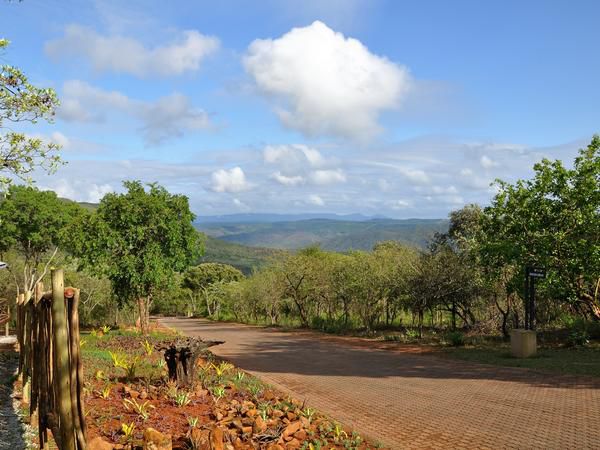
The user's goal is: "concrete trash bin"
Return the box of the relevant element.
[510,329,537,358]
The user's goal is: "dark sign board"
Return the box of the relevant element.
[528,267,546,278]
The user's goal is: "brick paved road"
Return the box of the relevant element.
[159,317,600,450]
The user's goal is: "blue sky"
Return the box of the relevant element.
[1,0,599,217]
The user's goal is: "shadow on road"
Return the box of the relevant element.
[161,317,600,390]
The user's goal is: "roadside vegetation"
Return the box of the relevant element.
[79,325,382,449]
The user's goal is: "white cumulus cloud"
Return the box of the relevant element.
[272,171,305,186]
[45,25,219,77]
[58,80,211,145]
[244,21,411,139]
[263,144,325,168]
[309,169,347,185]
[308,194,325,206]
[480,155,499,169]
[211,167,251,193]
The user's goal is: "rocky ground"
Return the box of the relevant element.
[0,350,26,450]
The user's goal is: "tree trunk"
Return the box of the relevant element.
[137,297,150,335]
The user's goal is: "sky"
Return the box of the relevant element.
[1,0,599,218]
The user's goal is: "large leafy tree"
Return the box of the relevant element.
[0,185,83,300]
[482,136,600,320]
[0,39,61,187]
[68,181,203,334]
[183,262,243,318]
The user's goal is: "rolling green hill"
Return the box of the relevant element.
[196,218,448,251]
[200,234,287,274]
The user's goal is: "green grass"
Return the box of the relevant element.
[442,343,600,378]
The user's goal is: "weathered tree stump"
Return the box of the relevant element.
[162,337,223,387]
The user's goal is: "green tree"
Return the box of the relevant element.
[183,262,243,318]
[0,185,83,300]
[0,39,61,187]
[68,181,202,334]
[482,136,600,321]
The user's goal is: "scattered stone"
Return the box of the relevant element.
[209,426,225,450]
[139,390,148,400]
[272,409,284,419]
[143,427,172,450]
[189,428,210,449]
[293,430,307,441]
[266,445,284,450]
[286,412,297,421]
[263,390,276,401]
[88,436,114,450]
[282,421,302,440]
[285,438,301,449]
[123,386,140,399]
[241,417,253,426]
[245,408,257,417]
[253,416,267,434]
[300,417,310,429]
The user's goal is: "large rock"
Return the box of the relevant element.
[143,428,172,450]
[88,437,114,450]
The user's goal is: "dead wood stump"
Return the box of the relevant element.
[162,337,223,387]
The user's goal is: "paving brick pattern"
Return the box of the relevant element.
[159,318,600,450]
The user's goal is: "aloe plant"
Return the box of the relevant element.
[123,398,155,421]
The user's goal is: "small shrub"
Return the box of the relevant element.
[174,392,191,407]
[121,422,136,444]
[404,329,420,340]
[383,334,401,342]
[567,329,590,347]
[141,339,153,356]
[211,386,226,403]
[123,398,155,421]
[445,331,465,347]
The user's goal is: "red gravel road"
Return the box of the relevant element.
[158,317,600,450]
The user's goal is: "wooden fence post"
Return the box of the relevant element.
[51,269,75,450]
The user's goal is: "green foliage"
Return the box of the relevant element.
[567,329,590,347]
[122,398,155,421]
[445,331,466,347]
[200,234,286,274]
[0,185,84,296]
[174,391,191,407]
[481,136,600,320]
[66,181,203,333]
[183,262,243,318]
[0,39,62,187]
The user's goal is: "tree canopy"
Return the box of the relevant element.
[68,181,203,333]
[0,185,83,299]
[481,135,600,320]
[0,39,61,187]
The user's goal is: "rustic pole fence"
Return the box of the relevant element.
[16,268,86,450]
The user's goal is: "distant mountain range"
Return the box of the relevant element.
[195,216,448,251]
[195,213,388,223]
[66,201,447,269]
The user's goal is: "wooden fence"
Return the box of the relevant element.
[0,297,8,336]
[17,268,86,450]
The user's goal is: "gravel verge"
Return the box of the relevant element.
[0,351,26,450]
